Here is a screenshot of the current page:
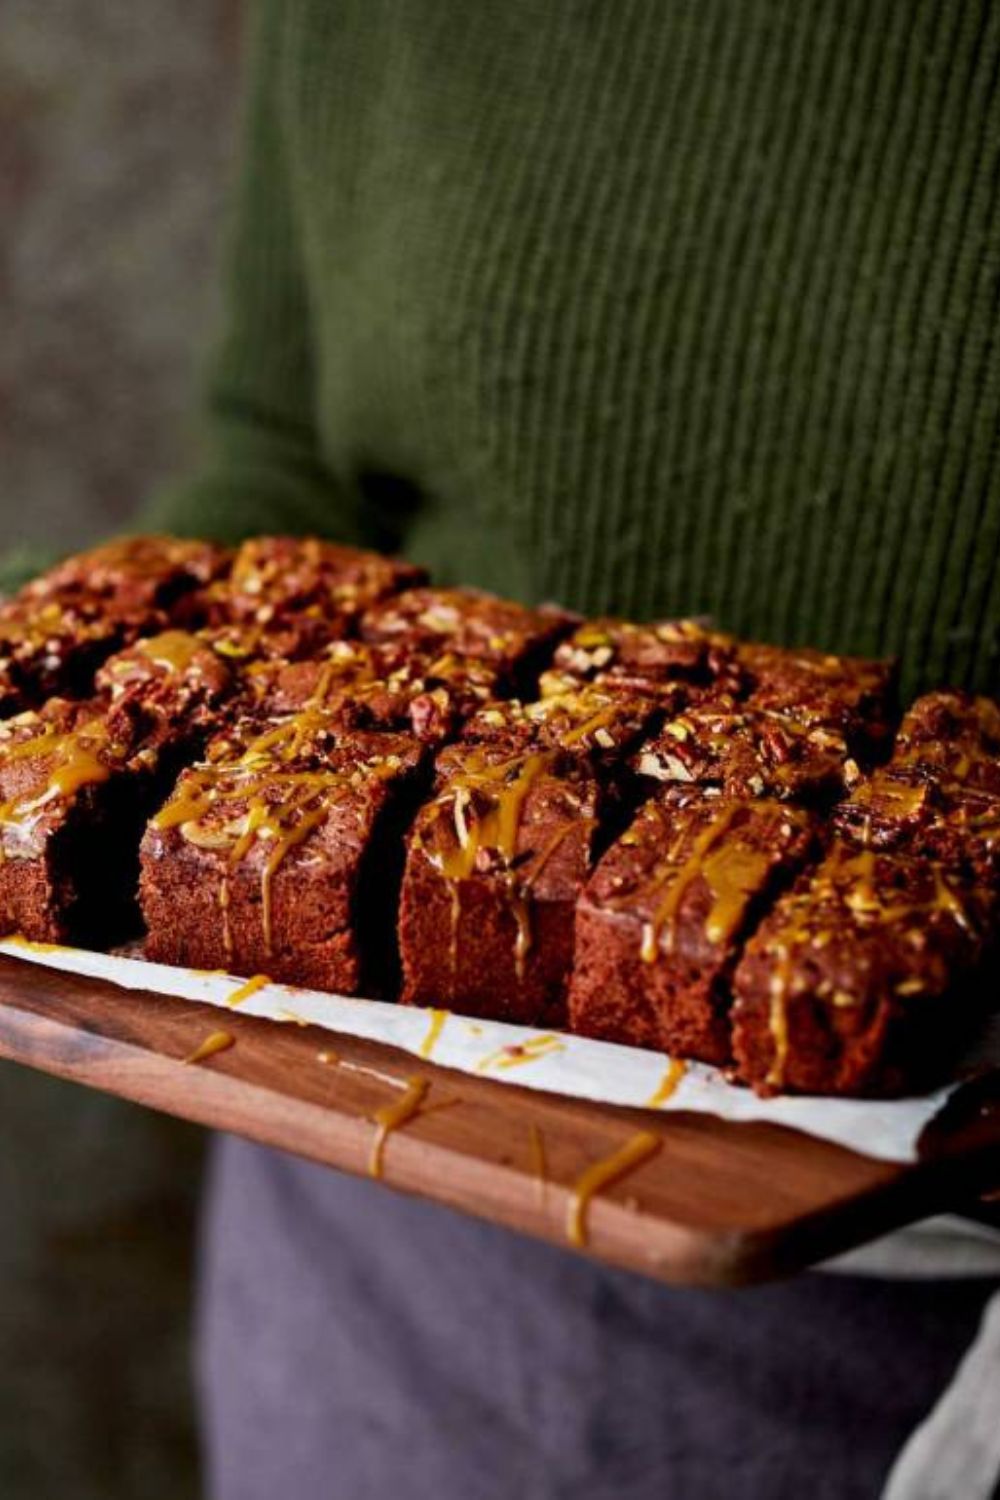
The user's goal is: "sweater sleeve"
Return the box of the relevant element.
[145,1,360,545]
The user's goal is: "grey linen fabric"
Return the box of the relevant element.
[881,1290,1000,1500]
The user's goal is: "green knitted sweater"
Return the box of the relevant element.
[150,0,1000,698]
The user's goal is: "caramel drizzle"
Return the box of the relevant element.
[559,700,619,747]
[5,934,65,953]
[767,952,794,1086]
[476,1033,565,1072]
[0,719,115,838]
[368,1076,431,1178]
[133,630,204,673]
[762,846,975,1086]
[226,973,272,1008]
[423,750,558,983]
[418,1007,450,1059]
[700,841,772,945]
[639,805,742,962]
[428,751,557,881]
[645,1057,687,1108]
[182,1029,235,1065]
[567,1131,662,1248]
[153,708,401,954]
[304,648,379,709]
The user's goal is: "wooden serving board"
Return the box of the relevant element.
[0,952,998,1287]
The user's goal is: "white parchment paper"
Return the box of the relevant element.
[2,937,997,1165]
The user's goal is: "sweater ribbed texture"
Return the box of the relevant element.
[151,0,1000,698]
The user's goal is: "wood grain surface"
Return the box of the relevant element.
[0,953,997,1287]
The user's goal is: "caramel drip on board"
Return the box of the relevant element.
[369,1076,431,1179]
[183,1030,235,1065]
[418,1007,449,1060]
[567,1131,662,1248]
[645,1057,687,1108]
[528,1124,548,1206]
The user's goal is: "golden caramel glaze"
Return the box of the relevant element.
[95,630,232,705]
[0,704,128,857]
[645,1057,687,1107]
[182,1030,236,1065]
[225,973,273,1008]
[597,792,816,965]
[415,747,575,883]
[401,740,600,1011]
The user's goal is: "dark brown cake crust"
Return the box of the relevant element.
[360,587,576,687]
[892,690,1000,797]
[141,711,427,994]
[833,769,1000,882]
[0,629,235,943]
[569,789,818,1062]
[460,683,658,768]
[738,642,898,757]
[399,742,600,1025]
[633,702,860,802]
[0,535,231,716]
[833,692,1000,881]
[3,534,997,1103]
[245,642,500,744]
[731,843,998,1096]
[217,535,426,624]
[548,617,736,695]
[26,534,228,610]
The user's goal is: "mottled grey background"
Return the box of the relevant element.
[0,4,240,1496]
